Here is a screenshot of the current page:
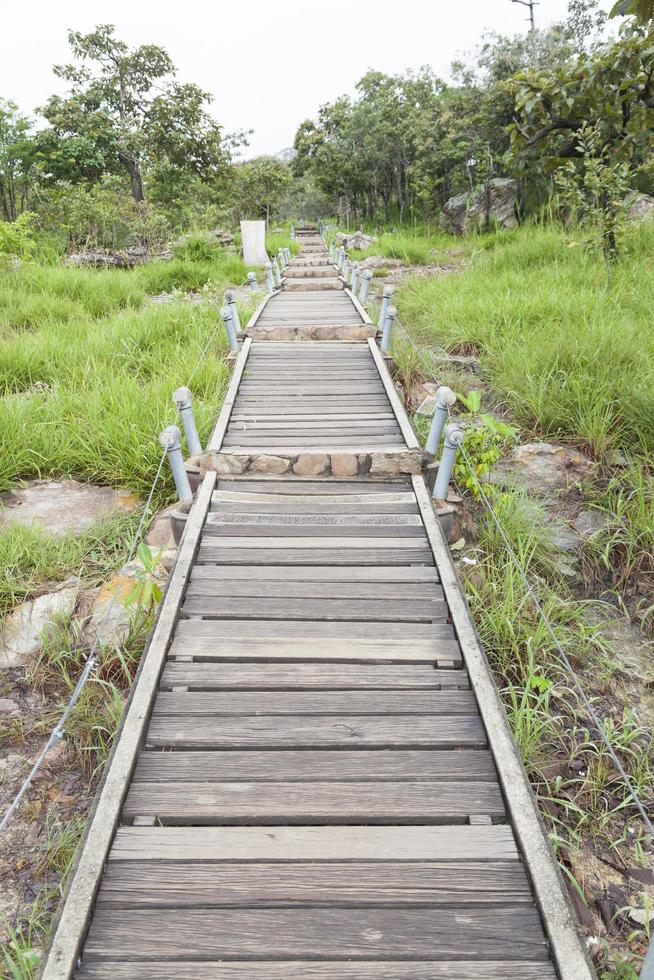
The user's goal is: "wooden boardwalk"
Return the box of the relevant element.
[43,227,592,979]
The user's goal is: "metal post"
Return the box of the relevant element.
[342,256,349,282]
[264,261,274,293]
[433,424,464,501]
[225,289,241,334]
[329,242,335,261]
[350,262,360,294]
[337,246,345,271]
[272,257,281,287]
[220,306,238,352]
[159,426,193,503]
[278,249,285,271]
[172,386,202,456]
[359,269,373,302]
[247,271,258,292]
[378,285,394,328]
[290,225,295,241]
[426,386,457,456]
[381,304,397,354]
[284,246,291,265]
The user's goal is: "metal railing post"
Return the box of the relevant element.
[342,256,349,281]
[172,386,202,456]
[290,225,295,241]
[278,249,285,271]
[272,256,281,287]
[225,290,241,334]
[378,285,394,328]
[264,261,274,293]
[433,424,464,501]
[329,242,335,261]
[220,306,238,352]
[426,386,457,456]
[350,262,359,294]
[359,269,373,302]
[159,426,193,503]
[247,271,258,292]
[381,304,397,354]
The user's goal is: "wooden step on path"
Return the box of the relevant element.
[43,225,591,979]
[204,339,421,477]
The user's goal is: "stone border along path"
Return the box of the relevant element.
[42,226,593,978]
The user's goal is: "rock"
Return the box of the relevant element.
[202,453,247,477]
[331,454,359,477]
[66,246,149,269]
[625,192,654,225]
[574,509,609,538]
[0,586,79,669]
[369,454,400,477]
[0,480,139,537]
[84,554,168,649]
[336,229,376,251]
[417,396,438,417]
[293,454,329,477]
[144,504,179,550]
[360,256,405,270]
[548,522,581,553]
[0,698,19,715]
[491,442,594,492]
[249,455,290,475]
[439,178,518,237]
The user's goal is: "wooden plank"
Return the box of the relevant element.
[174,621,449,641]
[197,547,435,565]
[180,596,446,623]
[40,473,218,980]
[185,580,442,599]
[123,779,504,823]
[199,535,431,549]
[206,338,252,453]
[83,907,549,961]
[133,749,491,783]
[159,662,465,690]
[202,523,425,537]
[145,714,486,749]
[167,636,461,665]
[110,824,519,862]
[78,961,557,979]
[96,859,528,909]
[151,690,477,715]
[210,501,421,514]
[190,563,438,581]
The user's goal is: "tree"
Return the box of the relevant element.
[40,25,229,203]
[233,157,291,226]
[0,101,37,220]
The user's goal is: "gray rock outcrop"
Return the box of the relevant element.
[439,178,518,236]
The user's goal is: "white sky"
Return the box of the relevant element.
[1,0,610,157]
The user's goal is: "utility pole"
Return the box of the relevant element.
[511,0,537,32]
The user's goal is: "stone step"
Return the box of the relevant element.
[284,266,338,279]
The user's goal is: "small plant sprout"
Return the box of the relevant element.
[452,390,518,498]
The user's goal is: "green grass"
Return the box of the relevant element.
[396,222,654,456]
[0,261,254,491]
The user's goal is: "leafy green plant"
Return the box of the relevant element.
[0,212,37,267]
[452,389,517,498]
[123,543,163,615]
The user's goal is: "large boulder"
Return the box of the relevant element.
[439,178,518,236]
[336,229,376,251]
[625,192,654,225]
[66,246,149,269]
[0,585,79,669]
[491,442,594,492]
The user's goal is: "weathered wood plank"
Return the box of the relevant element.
[167,636,462,665]
[110,824,519,862]
[133,749,491,783]
[180,596,447,622]
[159,662,464,690]
[96,860,528,909]
[173,620,450,641]
[185,580,442,599]
[83,907,549,961]
[151,690,477,715]
[123,779,504,823]
[197,547,435,565]
[145,714,486,749]
[78,961,557,979]
[190,563,438,581]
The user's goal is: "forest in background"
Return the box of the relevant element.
[0,0,653,262]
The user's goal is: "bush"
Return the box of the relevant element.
[0,212,37,267]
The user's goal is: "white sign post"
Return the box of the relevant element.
[240,220,268,265]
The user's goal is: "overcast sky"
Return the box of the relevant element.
[1,0,610,157]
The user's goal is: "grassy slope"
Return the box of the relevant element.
[393,223,654,974]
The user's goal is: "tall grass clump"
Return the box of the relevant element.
[397,222,654,457]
